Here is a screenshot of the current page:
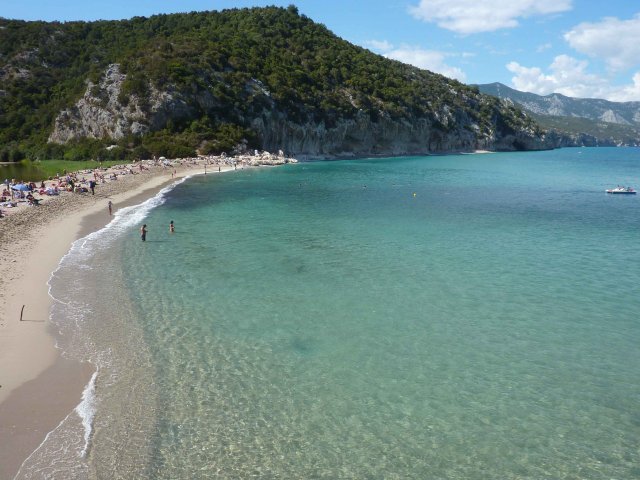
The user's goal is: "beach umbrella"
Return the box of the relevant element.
[11,183,30,191]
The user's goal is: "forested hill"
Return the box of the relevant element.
[0,6,557,161]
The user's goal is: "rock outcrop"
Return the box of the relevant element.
[49,64,205,144]
[49,65,143,143]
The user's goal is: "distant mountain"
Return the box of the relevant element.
[0,8,556,162]
[477,83,640,146]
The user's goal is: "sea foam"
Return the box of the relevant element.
[28,177,189,472]
[76,370,98,458]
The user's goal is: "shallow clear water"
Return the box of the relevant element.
[18,148,640,479]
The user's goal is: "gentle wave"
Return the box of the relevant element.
[48,176,185,310]
[62,176,185,256]
[76,370,98,458]
[15,177,191,478]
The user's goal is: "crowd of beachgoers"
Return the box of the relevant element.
[0,150,296,220]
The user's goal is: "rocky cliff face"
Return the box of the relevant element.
[49,64,207,144]
[49,64,554,157]
[542,131,617,148]
[252,111,477,157]
[49,64,145,143]
[252,110,555,158]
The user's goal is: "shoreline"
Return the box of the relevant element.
[0,155,290,479]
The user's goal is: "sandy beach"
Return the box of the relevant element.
[0,153,294,479]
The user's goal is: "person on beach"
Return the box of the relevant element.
[108,201,112,215]
[169,220,175,233]
[140,224,147,241]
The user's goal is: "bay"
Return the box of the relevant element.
[20,147,640,479]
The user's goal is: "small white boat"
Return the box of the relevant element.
[606,186,636,194]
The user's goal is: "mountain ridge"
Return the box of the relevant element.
[1,8,558,161]
[477,82,640,146]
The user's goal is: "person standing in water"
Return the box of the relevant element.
[140,224,148,242]
[169,220,175,233]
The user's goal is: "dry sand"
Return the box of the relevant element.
[0,157,255,479]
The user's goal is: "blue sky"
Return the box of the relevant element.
[3,1,640,101]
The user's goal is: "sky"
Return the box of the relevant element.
[3,1,640,102]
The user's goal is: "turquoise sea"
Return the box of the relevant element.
[17,148,640,479]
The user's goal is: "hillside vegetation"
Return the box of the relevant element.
[0,6,549,161]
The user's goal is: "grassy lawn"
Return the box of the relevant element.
[1,159,130,182]
[32,159,127,177]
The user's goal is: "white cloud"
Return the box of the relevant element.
[608,72,640,102]
[564,14,640,72]
[365,39,393,52]
[536,43,552,53]
[366,40,467,81]
[507,55,640,101]
[408,0,572,34]
[385,47,467,81]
